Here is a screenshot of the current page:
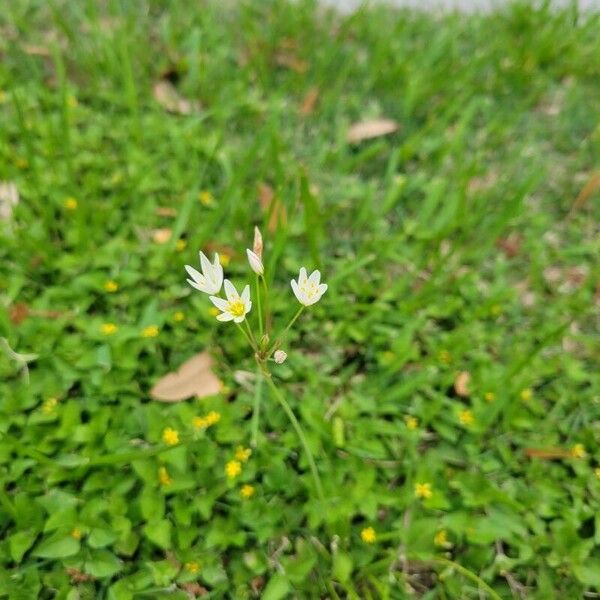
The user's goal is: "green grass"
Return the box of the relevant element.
[1,0,599,598]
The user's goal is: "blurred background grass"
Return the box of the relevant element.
[1,1,599,598]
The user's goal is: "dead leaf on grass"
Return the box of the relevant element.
[299,87,319,116]
[152,228,172,244]
[454,371,471,397]
[150,351,223,402]
[153,80,201,115]
[347,119,399,143]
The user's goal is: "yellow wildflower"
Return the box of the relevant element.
[101,323,118,335]
[104,280,118,293]
[185,561,200,574]
[64,197,78,210]
[142,325,159,338]
[434,529,450,547]
[458,409,474,426]
[158,466,172,487]
[361,527,377,544]
[571,444,586,459]
[162,427,179,446]
[240,484,255,499]
[174,311,185,322]
[176,239,187,252]
[415,482,433,499]
[205,411,221,425]
[192,416,208,429]
[219,254,231,267]
[484,392,495,402]
[225,460,241,479]
[209,307,220,317]
[404,415,418,430]
[42,397,58,414]
[71,528,82,540]
[235,446,252,462]
[520,388,532,401]
[198,190,214,206]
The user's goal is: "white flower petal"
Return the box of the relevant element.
[233,315,246,323]
[291,279,303,304]
[187,278,208,292]
[318,283,328,295]
[199,251,213,274]
[308,270,321,286]
[185,265,205,284]
[245,300,252,314]
[241,285,251,304]
[223,279,237,302]
[299,267,308,285]
[209,296,229,311]
[217,312,234,322]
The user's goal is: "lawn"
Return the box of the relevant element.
[1,1,599,598]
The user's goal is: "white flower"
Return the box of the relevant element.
[246,249,264,275]
[291,267,327,306]
[274,350,287,364]
[185,251,223,295]
[209,280,252,323]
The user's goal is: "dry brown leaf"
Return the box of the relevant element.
[9,303,29,325]
[571,171,600,213]
[150,351,222,402]
[274,52,308,73]
[22,44,51,57]
[0,181,19,221]
[153,80,201,115]
[454,371,471,397]
[299,87,319,116]
[152,228,172,244]
[496,233,522,258]
[155,206,177,217]
[524,447,574,460]
[257,182,287,233]
[347,119,399,143]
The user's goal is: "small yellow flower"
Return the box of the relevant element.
[101,323,118,335]
[225,460,241,479]
[158,466,172,487]
[142,325,159,338]
[240,484,255,499]
[185,561,200,574]
[71,528,82,540]
[415,482,433,499]
[162,427,179,446]
[174,311,185,322]
[484,392,496,402]
[439,350,451,364]
[361,526,376,544]
[198,191,214,206]
[42,397,58,414]
[235,446,252,462]
[571,444,586,459]
[104,280,118,293]
[404,415,418,430]
[458,409,475,426]
[176,239,187,252]
[192,416,208,429]
[219,254,231,267]
[209,307,220,317]
[434,529,450,547]
[205,411,221,425]
[15,157,29,169]
[64,197,78,210]
[520,388,532,401]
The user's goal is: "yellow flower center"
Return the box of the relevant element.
[228,300,245,317]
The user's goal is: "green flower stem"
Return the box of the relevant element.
[261,275,271,334]
[251,366,263,448]
[261,365,324,504]
[236,322,257,352]
[255,275,264,337]
[432,557,502,600]
[268,306,304,356]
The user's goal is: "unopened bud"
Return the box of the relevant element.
[253,226,263,259]
[274,350,287,364]
[246,249,264,275]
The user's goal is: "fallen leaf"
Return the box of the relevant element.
[524,448,574,460]
[150,351,222,402]
[9,303,29,325]
[152,228,172,244]
[257,182,287,233]
[571,172,600,212]
[454,371,470,397]
[153,80,201,115]
[155,206,177,217]
[0,181,19,220]
[22,44,51,57]
[496,233,522,258]
[347,118,399,143]
[299,87,319,116]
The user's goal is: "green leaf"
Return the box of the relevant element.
[9,530,38,562]
[143,519,172,549]
[333,552,353,584]
[574,561,600,587]
[85,549,123,578]
[261,573,290,600]
[32,533,80,558]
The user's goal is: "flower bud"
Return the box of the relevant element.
[274,350,287,364]
[253,226,263,259]
[246,249,264,275]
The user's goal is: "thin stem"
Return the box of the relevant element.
[268,306,304,355]
[235,322,257,351]
[261,275,271,334]
[251,367,263,448]
[242,318,258,349]
[262,365,324,503]
[432,557,503,600]
[255,275,264,337]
